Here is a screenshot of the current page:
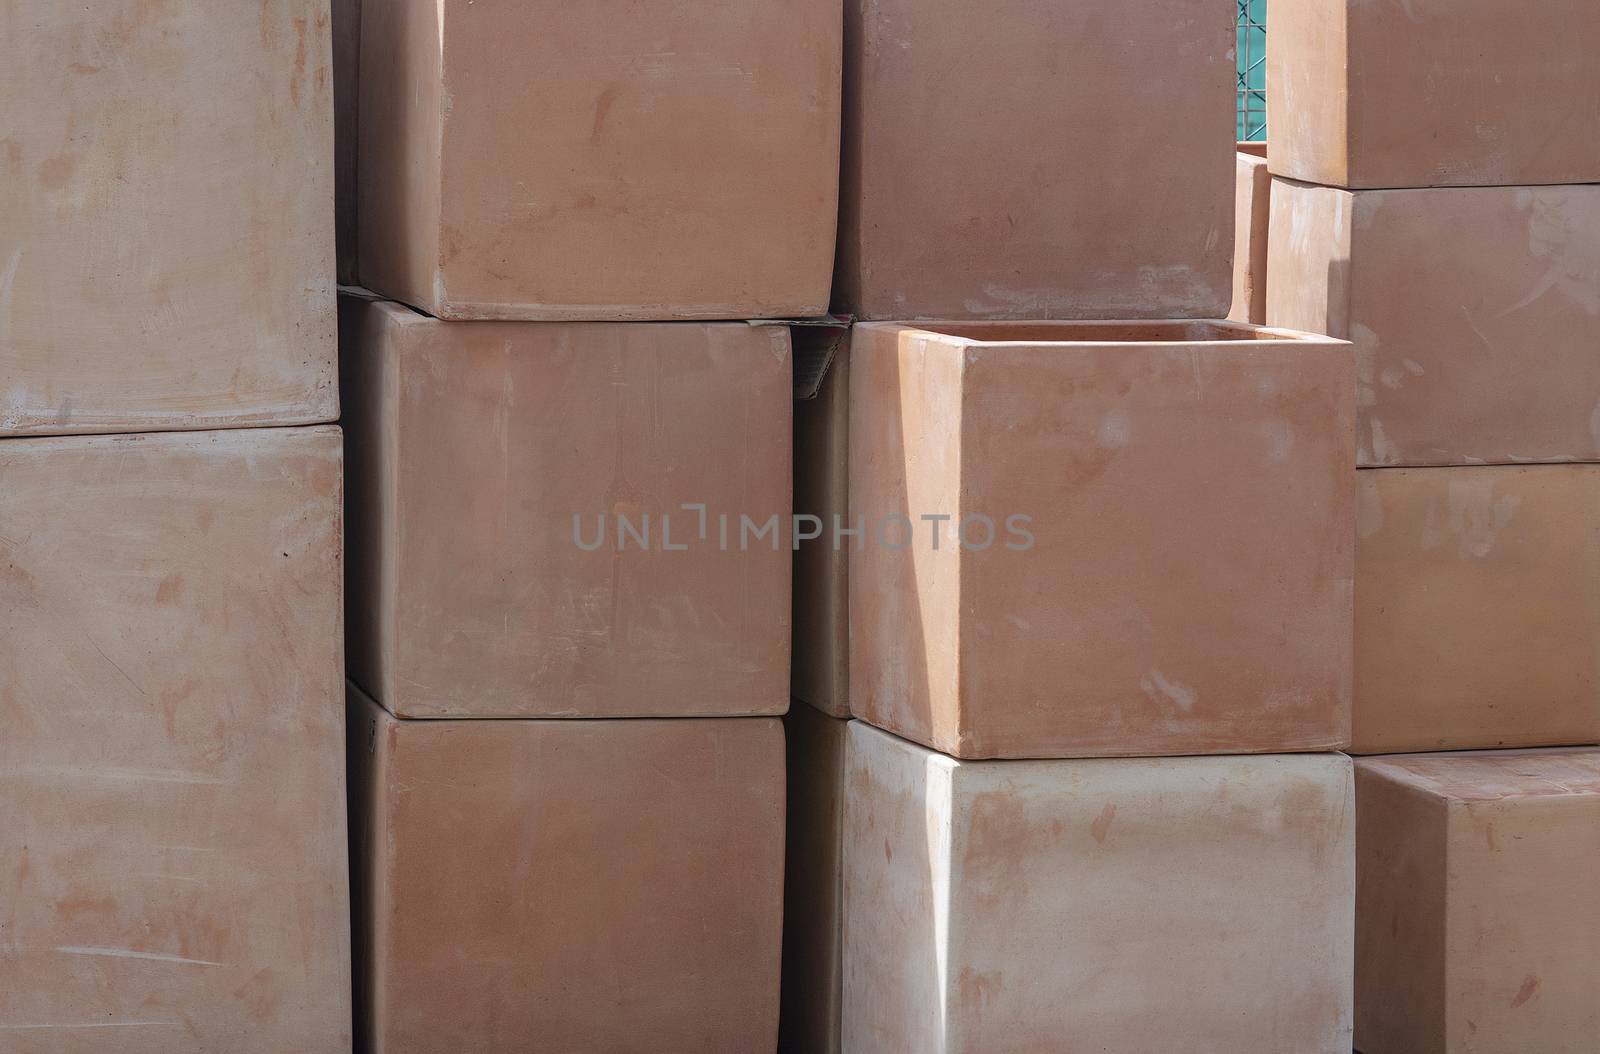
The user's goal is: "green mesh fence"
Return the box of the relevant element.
[1237,0,1267,141]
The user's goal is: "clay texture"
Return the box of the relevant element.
[1268,0,1600,189]
[333,0,361,284]
[349,689,784,1053]
[1229,147,1271,324]
[1356,749,1600,1054]
[843,723,1355,1052]
[356,0,840,319]
[848,321,1354,759]
[1354,467,1600,755]
[0,427,349,1052]
[341,298,792,718]
[1268,180,1600,467]
[835,0,1234,320]
[0,2,337,435]
[793,347,849,717]
[779,706,849,1054]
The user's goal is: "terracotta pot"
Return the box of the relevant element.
[1268,180,1600,467]
[843,722,1355,1052]
[1229,147,1272,324]
[834,0,1234,320]
[1356,748,1600,1053]
[349,688,784,1052]
[355,0,841,320]
[848,320,1354,759]
[0,427,349,1052]
[1268,0,1600,189]
[1354,466,1600,754]
[0,3,336,436]
[340,297,792,719]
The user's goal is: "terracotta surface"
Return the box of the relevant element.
[349,688,784,1053]
[333,0,361,284]
[1356,749,1600,1054]
[843,723,1355,1052]
[0,2,337,436]
[1229,149,1271,324]
[779,706,849,1054]
[341,297,792,718]
[0,428,349,1052]
[356,0,840,320]
[1268,180,1600,467]
[835,0,1233,321]
[1268,0,1600,189]
[1354,467,1600,755]
[793,347,849,717]
[848,321,1354,759]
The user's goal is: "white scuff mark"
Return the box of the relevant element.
[0,1022,181,1032]
[1098,410,1131,449]
[1379,353,1427,390]
[1496,270,1561,318]
[8,765,228,786]
[1502,189,1600,318]
[967,284,1062,315]
[54,946,221,967]
[1141,670,1197,713]
[1368,419,1397,464]
[1351,327,1379,409]
[1261,418,1294,463]
[1264,688,1314,711]
[0,247,21,335]
[1445,476,1521,558]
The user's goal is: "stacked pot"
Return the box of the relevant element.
[337,1,840,1049]
[1265,1,1600,1050]
[785,1,1360,1050]
[0,5,350,1050]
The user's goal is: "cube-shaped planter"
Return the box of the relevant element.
[780,705,850,1054]
[1230,145,1271,324]
[793,345,850,717]
[356,0,841,319]
[0,428,349,1052]
[1354,467,1600,755]
[349,688,785,1052]
[341,298,792,719]
[1356,749,1600,1054]
[1268,0,1600,189]
[843,723,1355,1053]
[1269,181,1600,467]
[848,320,1354,759]
[835,0,1234,320]
[0,3,337,436]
